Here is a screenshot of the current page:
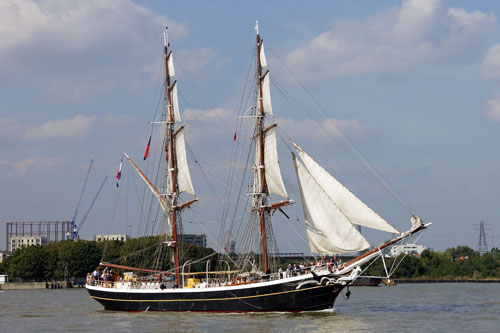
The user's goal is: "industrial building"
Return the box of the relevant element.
[5,221,72,252]
[94,234,128,242]
[390,243,428,257]
[182,234,207,247]
[10,236,47,252]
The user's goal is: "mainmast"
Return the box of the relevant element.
[163,27,181,286]
[253,22,292,273]
[256,24,269,272]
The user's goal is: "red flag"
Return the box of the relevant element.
[143,135,151,160]
[233,132,237,142]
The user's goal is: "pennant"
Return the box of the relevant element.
[233,132,237,142]
[116,156,123,188]
[143,135,151,160]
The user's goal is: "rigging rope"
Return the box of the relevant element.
[266,43,415,216]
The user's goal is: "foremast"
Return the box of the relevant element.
[253,22,292,273]
[162,27,197,286]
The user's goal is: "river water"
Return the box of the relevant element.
[1,283,498,332]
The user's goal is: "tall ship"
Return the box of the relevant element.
[86,23,430,312]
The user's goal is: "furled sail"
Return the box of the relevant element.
[261,71,273,116]
[264,126,288,198]
[171,81,181,122]
[292,141,399,234]
[293,154,370,253]
[124,153,171,227]
[174,127,195,196]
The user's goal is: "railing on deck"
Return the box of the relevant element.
[86,263,335,290]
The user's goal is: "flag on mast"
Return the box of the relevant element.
[116,156,123,188]
[143,135,151,160]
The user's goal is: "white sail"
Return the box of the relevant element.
[174,127,195,196]
[292,141,399,234]
[264,126,288,198]
[260,42,267,68]
[167,51,175,77]
[293,154,370,254]
[261,71,273,116]
[254,133,262,193]
[124,153,171,227]
[171,81,181,122]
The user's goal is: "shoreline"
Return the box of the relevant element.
[0,280,86,290]
[394,278,500,283]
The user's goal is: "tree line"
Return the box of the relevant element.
[366,246,500,279]
[1,241,499,280]
[0,237,218,281]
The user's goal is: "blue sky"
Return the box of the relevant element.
[1,0,500,253]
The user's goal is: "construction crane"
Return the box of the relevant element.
[70,160,108,240]
[72,176,108,240]
[71,160,94,240]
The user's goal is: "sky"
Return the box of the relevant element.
[1,0,500,254]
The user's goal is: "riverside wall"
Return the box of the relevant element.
[0,280,84,290]
[0,282,47,290]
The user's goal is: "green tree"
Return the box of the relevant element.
[8,246,49,279]
[53,241,101,279]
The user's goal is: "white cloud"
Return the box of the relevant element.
[0,118,21,137]
[485,98,500,121]
[286,0,497,81]
[102,113,136,126]
[182,109,373,148]
[24,115,97,140]
[1,114,136,142]
[183,108,236,138]
[176,48,221,74]
[480,44,500,79]
[0,0,188,101]
[278,117,375,143]
[0,156,64,177]
[184,107,235,123]
[41,78,114,104]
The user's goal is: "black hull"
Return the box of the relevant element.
[349,277,382,286]
[86,279,345,312]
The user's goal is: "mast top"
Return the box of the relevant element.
[254,20,259,36]
[164,26,169,48]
